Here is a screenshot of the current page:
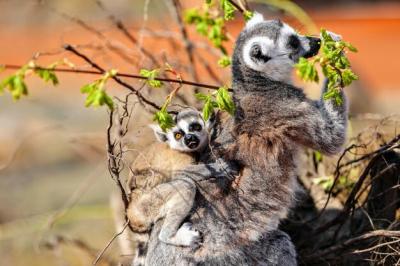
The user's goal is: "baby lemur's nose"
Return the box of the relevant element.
[184,134,199,147]
[303,37,321,58]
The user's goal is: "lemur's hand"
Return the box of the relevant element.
[215,159,240,177]
[323,31,342,42]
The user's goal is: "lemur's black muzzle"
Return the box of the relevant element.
[303,37,321,58]
[184,134,200,149]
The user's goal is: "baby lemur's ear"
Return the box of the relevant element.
[149,124,168,142]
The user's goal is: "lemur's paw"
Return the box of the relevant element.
[216,159,240,177]
[324,31,342,42]
[175,222,202,247]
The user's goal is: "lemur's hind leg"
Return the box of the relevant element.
[157,179,201,247]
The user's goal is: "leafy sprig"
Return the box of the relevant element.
[184,0,253,68]
[80,69,117,110]
[139,68,163,88]
[196,86,235,120]
[0,61,62,100]
[295,29,358,105]
[153,105,175,132]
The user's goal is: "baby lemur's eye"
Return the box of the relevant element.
[189,123,202,132]
[174,131,184,140]
[288,35,300,50]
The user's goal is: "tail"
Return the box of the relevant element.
[131,233,149,266]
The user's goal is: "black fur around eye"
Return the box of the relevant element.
[288,35,300,50]
[189,123,202,132]
[250,44,271,63]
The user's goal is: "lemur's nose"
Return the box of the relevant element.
[184,134,200,148]
[303,37,321,58]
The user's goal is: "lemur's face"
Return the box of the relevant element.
[150,109,213,153]
[237,13,320,82]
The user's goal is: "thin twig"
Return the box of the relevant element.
[2,64,222,91]
[304,230,400,261]
[228,0,245,13]
[93,221,129,265]
[62,44,165,110]
[95,0,160,67]
[169,0,199,82]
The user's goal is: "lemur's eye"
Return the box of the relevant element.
[189,123,202,132]
[288,35,300,50]
[174,132,183,140]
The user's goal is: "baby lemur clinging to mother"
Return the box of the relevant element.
[127,108,238,250]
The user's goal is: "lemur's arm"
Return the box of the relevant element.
[286,80,348,155]
[173,159,239,182]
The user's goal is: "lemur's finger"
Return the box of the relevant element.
[324,31,342,42]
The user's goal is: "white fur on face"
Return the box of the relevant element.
[245,12,264,29]
[277,23,297,49]
[243,35,293,83]
[243,36,274,72]
[160,115,209,153]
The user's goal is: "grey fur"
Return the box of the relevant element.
[143,17,348,265]
[128,109,238,265]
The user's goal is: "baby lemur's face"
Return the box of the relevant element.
[236,13,321,82]
[150,109,213,153]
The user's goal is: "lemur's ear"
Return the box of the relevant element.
[149,124,168,142]
[245,12,264,29]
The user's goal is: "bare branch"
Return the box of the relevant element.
[93,221,129,265]
[304,230,400,261]
[2,63,223,91]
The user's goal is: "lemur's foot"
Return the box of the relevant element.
[175,222,202,247]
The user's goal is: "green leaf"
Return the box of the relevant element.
[184,8,201,24]
[314,151,323,163]
[217,55,231,67]
[196,21,208,35]
[216,86,235,114]
[243,10,254,21]
[153,108,175,132]
[312,175,334,192]
[343,41,358,52]
[297,28,358,106]
[202,97,215,121]
[341,69,358,86]
[220,0,236,20]
[195,92,215,121]
[140,68,163,88]
[195,92,210,101]
[34,69,59,85]
[11,75,28,100]
[323,88,343,106]
[80,72,114,110]
[295,58,319,83]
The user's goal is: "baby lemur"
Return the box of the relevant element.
[127,108,237,250]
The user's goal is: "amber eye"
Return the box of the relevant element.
[174,132,183,140]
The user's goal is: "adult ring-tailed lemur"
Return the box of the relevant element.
[143,13,348,266]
